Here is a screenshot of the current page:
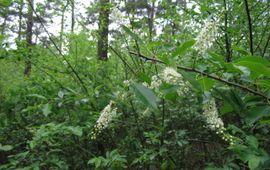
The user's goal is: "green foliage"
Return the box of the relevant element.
[0,0,270,169]
[88,150,127,170]
[0,143,13,151]
[131,82,158,110]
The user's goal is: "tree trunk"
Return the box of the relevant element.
[224,0,232,62]
[18,0,24,41]
[147,0,155,42]
[24,0,34,76]
[97,0,110,61]
[71,0,75,32]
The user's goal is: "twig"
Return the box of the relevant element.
[223,0,232,62]
[262,32,270,58]
[109,46,137,76]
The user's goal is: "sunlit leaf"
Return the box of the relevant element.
[131,83,158,110]
[172,39,195,57]
[42,103,52,117]
[0,144,13,151]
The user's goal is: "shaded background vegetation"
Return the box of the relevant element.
[0,0,270,169]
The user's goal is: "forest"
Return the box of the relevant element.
[0,0,270,169]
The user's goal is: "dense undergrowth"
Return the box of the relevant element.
[1,1,270,169]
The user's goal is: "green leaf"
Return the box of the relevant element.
[246,136,258,149]
[131,83,158,110]
[232,46,250,55]
[208,52,227,69]
[248,156,261,170]
[159,84,178,101]
[67,126,83,137]
[0,144,13,151]
[0,0,12,7]
[138,73,151,84]
[27,94,47,101]
[234,56,270,66]
[42,103,52,117]
[180,71,201,92]
[172,40,195,57]
[197,77,215,91]
[216,89,245,114]
[257,80,270,89]
[234,61,270,78]
[220,101,234,114]
[245,106,270,125]
[122,25,150,54]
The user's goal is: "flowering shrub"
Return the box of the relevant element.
[194,19,218,55]
[147,67,191,97]
[203,99,237,145]
[91,100,117,140]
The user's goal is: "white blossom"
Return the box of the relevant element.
[123,80,131,87]
[194,19,217,55]
[142,82,150,88]
[203,99,224,131]
[110,7,124,26]
[149,67,190,96]
[150,75,162,89]
[91,101,117,139]
[202,99,238,145]
[161,67,182,85]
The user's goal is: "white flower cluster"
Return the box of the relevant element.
[203,99,236,145]
[150,67,182,88]
[91,101,117,140]
[110,7,124,26]
[148,67,190,96]
[194,19,217,55]
[203,99,224,131]
[123,80,131,87]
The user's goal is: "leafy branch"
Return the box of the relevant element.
[129,51,270,101]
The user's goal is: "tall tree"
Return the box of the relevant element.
[24,0,34,75]
[97,0,110,60]
[71,0,75,32]
[147,0,156,42]
[17,0,24,41]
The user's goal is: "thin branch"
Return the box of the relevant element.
[109,46,137,76]
[262,32,270,58]
[27,0,89,95]
[244,0,254,55]
[223,0,232,62]
[129,51,270,101]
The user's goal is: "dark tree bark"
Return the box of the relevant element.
[244,0,254,55]
[97,0,110,61]
[71,0,75,32]
[147,0,155,42]
[24,0,34,76]
[17,0,24,41]
[224,0,232,62]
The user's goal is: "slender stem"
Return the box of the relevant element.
[109,46,137,76]
[244,0,254,55]
[160,98,165,146]
[223,0,232,62]
[262,33,270,58]
[27,0,89,95]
